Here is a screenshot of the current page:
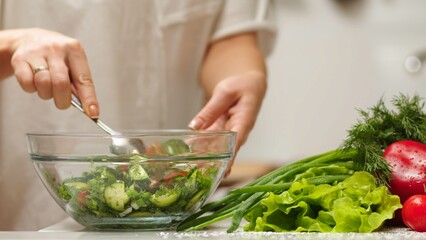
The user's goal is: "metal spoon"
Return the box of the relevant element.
[71,94,145,155]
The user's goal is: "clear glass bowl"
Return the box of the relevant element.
[26,130,236,230]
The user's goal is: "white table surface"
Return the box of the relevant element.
[0,180,425,240]
[0,217,426,240]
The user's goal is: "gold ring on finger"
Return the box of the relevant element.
[33,66,49,75]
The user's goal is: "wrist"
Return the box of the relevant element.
[0,29,27,55]
[244,70,267,95]
[0,29,29,79]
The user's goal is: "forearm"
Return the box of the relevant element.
[0,29,21,80]
[200,32,267,98]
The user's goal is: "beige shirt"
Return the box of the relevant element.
[0,0,275,230]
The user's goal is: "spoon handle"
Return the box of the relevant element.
[70,94,119,135]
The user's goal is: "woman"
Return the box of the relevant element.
[0,0,275,230]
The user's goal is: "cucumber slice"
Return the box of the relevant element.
[150,190,181,208]
[161,139,190,155]
[104,181,130,211]
[129,164,149,181]
[129,154,147,163]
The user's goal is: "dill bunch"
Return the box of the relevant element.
[341,93,426,185]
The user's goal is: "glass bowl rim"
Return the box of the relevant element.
[26,129,237,138]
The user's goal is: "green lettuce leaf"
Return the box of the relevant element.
[244,171,401,233]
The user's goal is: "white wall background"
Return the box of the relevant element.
[238,0,426,164]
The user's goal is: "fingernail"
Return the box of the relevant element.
[88,105,99,119]
[188,118,203,130]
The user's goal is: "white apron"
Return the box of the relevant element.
[0,0,275,230]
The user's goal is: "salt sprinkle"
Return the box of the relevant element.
[156,228,426,240]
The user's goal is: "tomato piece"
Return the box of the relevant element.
[145,146,155,156]
[77,191,89,208]
[402,195,426,232]
[118,165,128,172]
[162,170,188,182]
[146,142,164,156]
[383,140,426,203]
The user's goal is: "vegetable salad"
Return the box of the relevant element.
[56,140,223,225]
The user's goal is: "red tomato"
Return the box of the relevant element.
[383,140,426,203]
[146,142,164,156]
[77,191,89,208]
[402,195,426,232]
[145,146,155,156]
[162,170,188,182]
[118,165,128,172]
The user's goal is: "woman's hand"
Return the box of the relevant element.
[190,70,267,177]
[189,32,267,176]
[189,71,267,176]
[189,71,266,151]
[2,28,99,118]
